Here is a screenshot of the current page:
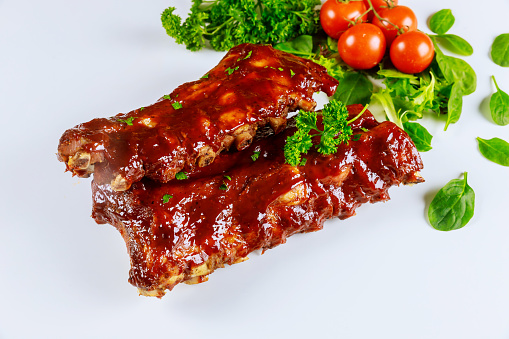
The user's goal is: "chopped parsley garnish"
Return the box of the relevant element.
[251,151,260,161]
[290,69,295,77]
[225,66,239,75]
[219,175,232,190]
[172,102,182,110]
[352,134,362,141]
[162,194,173,203]
[163,94,172,100]
[201,73,209,79]
[140,107,145,111]
[117,117,136,126]
[278,67,284,71]
[175,171,188,180]
[237,50,253,62]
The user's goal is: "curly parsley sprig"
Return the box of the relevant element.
[161,0,321,52]
[284,100,367,166]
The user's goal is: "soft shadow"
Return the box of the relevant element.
[479,95,493,123]
[422,188,440,229]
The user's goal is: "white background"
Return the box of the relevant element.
[1,0,509,338]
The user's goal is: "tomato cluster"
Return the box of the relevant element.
[320,0,434,73]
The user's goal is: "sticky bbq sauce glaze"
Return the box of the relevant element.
[92,105,423,291]
[61,43,338,187]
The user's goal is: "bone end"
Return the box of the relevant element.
[68,151,91,171]
[111,174,130,192]
[197,146,216,167]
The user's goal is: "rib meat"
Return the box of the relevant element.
[58,43,338,191]
[91,105,424,297]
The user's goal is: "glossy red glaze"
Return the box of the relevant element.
[91,105,424,296]
[58,43,338,190]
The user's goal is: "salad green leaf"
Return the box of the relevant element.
[429,9,455,35]
[428,172,475,231]
[435,34,473,56]
[334,72,373,105]
[445,82,463,130]
[491,33,509,67]
[435,46,477,96]
[490,75,509,126]
[403,122,433,152]
[477,137,509,166]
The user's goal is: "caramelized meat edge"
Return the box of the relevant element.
[58,43,338,191]
[91,105,424,297]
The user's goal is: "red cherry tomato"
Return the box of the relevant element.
[372,6,418,45]
[320,0,368,39]
[363,0,398,20]
[390,31,435,74]
[338,23,386,70]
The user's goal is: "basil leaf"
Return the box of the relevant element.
[445,82,463,130]
[435,34,473,56]
[334,72,373,105]
[428,172,475,231]
[274,35,313,56]
[429,9,455,35]
[435,49,476,96]
[403,121,433,152]
[477,137,509,166]
[490,75,509,126]
[491,33,509,67]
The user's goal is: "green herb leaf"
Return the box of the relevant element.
[403,122,433,152]
[435,34,473,56]
[251,151,260,161]
[172,102,182,110]
[117,117,136,126]
[445,82,463,130]
[163,94,172,100]
[490,76,509,125]
[162,1,321,52]
[237,50,253,61]
[371,89,403,129]
[219,183,228,191]
[377,69,418,80]
[225,66,239,75]
[334,72,373,105]
[326,36,338,53]
[428,172,475,231]
[201,74,209,79]
[284,99,352,166]
[429,9,455,35]
[313,55,344,79]
[477,137,509,166]
[351,134,361,141]
[491,33,509,67]
[224,175,232,181]
[273,35,314,57]
[175,171,188,180]
[435,49,476,96]
[162,194,173,203]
